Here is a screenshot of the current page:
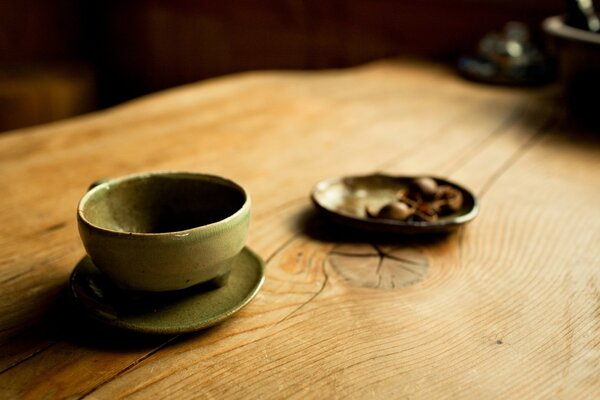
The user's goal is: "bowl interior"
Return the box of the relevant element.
[81,174,246,234]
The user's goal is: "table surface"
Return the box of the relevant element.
[0,60,598,399]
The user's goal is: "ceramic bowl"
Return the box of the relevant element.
[77,172,250,292]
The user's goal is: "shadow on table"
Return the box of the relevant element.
[297,207,455,247]
[50,288,190,350]
[49,285,232,353]
[296,207,457,289]
[534,92,600,145]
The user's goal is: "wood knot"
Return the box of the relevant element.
[327,243,429,289]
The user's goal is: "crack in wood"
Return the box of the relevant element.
[373,244,385,288]
[442,102,526,176]
[373,244,427,274]
[478,111,559,197]
[276,254,329,325]
[0,340,58,376]
[328,243,429,289]
[376,101,501,171]
[266,234,299,265]
[77,335,180,400]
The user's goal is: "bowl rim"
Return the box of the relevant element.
[77,171,250,238]
[543,15,600,45]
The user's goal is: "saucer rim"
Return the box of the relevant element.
[69,246,265,334]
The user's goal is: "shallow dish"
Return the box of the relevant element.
[69,247,265,334]
[311,173,478,234]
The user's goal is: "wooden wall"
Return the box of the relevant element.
[1,0,564,130]
[91,0,563,103]
[0,0,83,64]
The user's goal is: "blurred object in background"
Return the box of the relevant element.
[565,0,600,32]
[544,1,600,127]
[457,22,555,85]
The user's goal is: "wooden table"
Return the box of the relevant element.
[0,60,598,399]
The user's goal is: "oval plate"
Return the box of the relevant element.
[311,173,478,234]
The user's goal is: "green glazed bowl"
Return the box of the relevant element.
[77,172,250,292]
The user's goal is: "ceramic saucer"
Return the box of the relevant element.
[69,247,265,334]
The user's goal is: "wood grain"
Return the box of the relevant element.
[0,60,598,399]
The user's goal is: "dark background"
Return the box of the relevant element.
[0,0,563,132]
